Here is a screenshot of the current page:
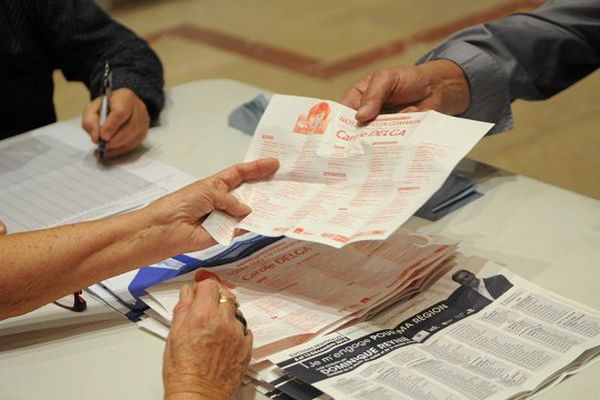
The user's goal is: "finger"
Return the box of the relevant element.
[104,121,137,149]
[234,309,249,335]
[400,106,420,113]
[356,70,397,122]
[340,74,372,110]
[217,287,239,318]
[340,86,363,110]
[100,101,132,142]
[212,190,252,217]
[194,269,223,284]
[0,219,6,235]
[107,103,149,149]
[171,283,197,325]
[243,329,253,360]
[94,133,144,159]
[212,158,280,189]
[189,279,221,316]
[82,99,102,144]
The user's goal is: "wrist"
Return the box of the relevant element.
[419,59,470,115]
[164,374,232,400]
[116,208,187,261]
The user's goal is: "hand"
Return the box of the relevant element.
[82,88,150,159]
[163,279,252,400]
[341,60,471,123]
[144,157,279,254]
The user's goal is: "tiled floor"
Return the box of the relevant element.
[54,0,600,199]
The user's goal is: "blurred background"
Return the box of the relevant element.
[55,0,600,200]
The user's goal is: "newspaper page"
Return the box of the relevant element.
[145,229,456,359]
[203,94,493,248]
[270,257,600,400]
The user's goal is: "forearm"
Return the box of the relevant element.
[419,0,600,132]
[35,0,165,123]
[0,209,181,320]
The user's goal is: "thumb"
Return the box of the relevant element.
[355,70,396,122]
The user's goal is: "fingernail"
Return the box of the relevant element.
[240,204,252,214]
[356,105,370,120]
[401,106,419,113]
[194,270,222,284]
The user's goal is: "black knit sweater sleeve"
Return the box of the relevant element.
[31,0,165,124]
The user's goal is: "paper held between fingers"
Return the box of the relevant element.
[203,94,493,248]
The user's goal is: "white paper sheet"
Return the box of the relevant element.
[0,122,194,233]
[203,95,493,248]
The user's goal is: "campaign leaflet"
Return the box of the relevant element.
[269,257,600,400]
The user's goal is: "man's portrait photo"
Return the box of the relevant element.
[446,269,513,310]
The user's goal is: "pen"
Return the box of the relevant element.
[98,61,112,160]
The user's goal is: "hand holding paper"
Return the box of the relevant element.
[203,94,493,248]
[146,157,279,253]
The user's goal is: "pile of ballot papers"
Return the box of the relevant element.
[142,229,457,357]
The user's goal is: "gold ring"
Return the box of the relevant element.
[219,296,240,309]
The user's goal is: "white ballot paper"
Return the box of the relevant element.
[203,95,493,248]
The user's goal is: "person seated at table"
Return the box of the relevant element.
[0,0,164,159]
[0,157,279,400]
[341,0,599,133]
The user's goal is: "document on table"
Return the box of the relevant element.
[0,122,194,233]
[203,94,493,248]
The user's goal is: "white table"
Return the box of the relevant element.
[1,80,599,400]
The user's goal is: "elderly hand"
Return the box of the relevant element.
[163,279,252,400]
[341,60,471,123]
[144,157,279,254]
[82,88,150,159]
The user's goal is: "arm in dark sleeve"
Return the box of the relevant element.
[419,0,600,132]
[32,0,165,124]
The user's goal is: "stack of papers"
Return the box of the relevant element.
[143,229,457,358]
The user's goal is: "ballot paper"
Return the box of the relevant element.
[145,229,456,361]
[203,94,493,248]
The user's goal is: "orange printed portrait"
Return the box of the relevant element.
[293,102,331,135]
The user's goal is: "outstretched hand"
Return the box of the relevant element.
[341,60,471,122]
[145,157,280,253]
